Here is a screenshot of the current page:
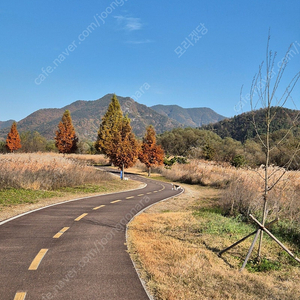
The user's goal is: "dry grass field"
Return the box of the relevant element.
[127,183,300,300]
[0,153,141,221]
[0,153,112,190]
[2,154,299,298]
[134,159,300,232]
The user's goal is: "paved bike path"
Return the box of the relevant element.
[0,173,182,300]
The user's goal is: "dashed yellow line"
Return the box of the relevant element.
[75,213,88,221]
[28,249,48,270]
[153,191,158,193]
[14,292,27,300]
[93,205,105,210]
[53,227,70,239]
[146,192,152,195]
[137,194,144,197]
[111,200,122,204]
[126,196,134,199]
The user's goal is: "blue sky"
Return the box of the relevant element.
[1,0,300,121]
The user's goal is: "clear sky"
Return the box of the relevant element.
[1,0,300,121]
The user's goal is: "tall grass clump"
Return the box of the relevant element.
[161,159,236,188]
[160,159,300,248]
[0,153,113,191]
[221,166,300,246]
[66,154,110,166]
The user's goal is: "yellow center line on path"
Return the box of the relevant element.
[14,292,27,300]
[53,227,70,239]
[93,205,105,210]
[75,213,88,221]
[153,191,158,193]
[28,249,48,270]
[137,194,144,197]
[146,192,152,195]
[110,200,122,204]
[126,196,134,199]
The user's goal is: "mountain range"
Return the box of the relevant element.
[0,94,226,141]
[151,105,225,127]
[0,120,14,130]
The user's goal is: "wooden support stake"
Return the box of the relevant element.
[219,230,257,257]
[219,218,278,257]
[240,229,261,272]
[249,214,300,264]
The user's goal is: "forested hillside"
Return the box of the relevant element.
[202,107,300,142]
[158,122,300,169]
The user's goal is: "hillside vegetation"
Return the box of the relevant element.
[202,107,300,142]
[158,111,300,170]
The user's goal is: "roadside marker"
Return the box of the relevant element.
[75,213,88,221]
[53,227,70,238]
[28,249,48,270]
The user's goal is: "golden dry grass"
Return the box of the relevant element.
[0,153,111,190]
[133,159,300,228]
[151,160,300,224]
[66,153,110,165]
[127,184,300,300]
[0,153,143,221]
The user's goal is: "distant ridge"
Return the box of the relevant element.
[0,120,14,130]
[0,94,225,141]
[151,104,225,127]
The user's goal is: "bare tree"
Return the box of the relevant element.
[250,33,300,258]
[219,32,300,269]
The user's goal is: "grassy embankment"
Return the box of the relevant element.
[127,160,300,300]
[0,153,141,221]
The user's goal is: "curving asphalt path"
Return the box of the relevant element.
[0,171,183,300]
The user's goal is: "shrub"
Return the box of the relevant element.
[231,154,246,167]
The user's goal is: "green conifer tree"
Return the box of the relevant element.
[95,94,123,154]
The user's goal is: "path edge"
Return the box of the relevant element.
[0,182,147,226]
[125,184,185,300]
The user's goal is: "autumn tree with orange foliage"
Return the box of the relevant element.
[139,125,164,177]
[55,110,78,154]
[106,115,140,179]
[6,121,22,152]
